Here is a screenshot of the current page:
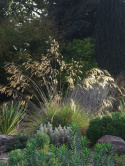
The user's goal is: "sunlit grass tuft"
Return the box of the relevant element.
[22,100,90,136]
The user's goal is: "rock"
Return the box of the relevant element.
[0,135,18,153]
[97,135,125,155]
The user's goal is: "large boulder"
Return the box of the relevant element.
[97,135,125,155]
[0,135,18,153]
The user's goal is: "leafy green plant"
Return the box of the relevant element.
[92,143,116,166]
[0,102,26,135]
[7,133,59,166]
[23,146,42,166]
[86,112,125,144]
[51,123,91,166]
[39,149,61,166]
[7,149,25,166]
[27,132,50,149]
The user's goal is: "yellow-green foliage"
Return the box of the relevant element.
[42,102,89,129]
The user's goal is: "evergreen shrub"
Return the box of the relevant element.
[27,132,50,149]
[7,149,25,166]
[86,112,125,144]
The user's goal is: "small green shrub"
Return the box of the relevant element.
[86,112,125,144]
[39,149,61,166]
[27,132,50,149]
[23,146,42,166]
[7,149,25,166]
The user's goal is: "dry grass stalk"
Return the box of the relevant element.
[0,38,83,114]
[70,68,125,115]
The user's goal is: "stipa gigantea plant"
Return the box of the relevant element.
[0,102,26,135]
[70,68,124,116]
[0,38,83,107]
[115,72,125,95]
[0,38,85,132]
[0,38,89,136]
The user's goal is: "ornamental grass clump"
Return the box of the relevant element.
[0,38,88,137]
[23,100,90,137]
[0,102,26,135]
[42,101,89,129]
[70,68,125,116]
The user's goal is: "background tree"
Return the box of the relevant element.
[96,0,125,76]
[7,0,48,22]
[0,0,59,102]
[0,0,11,23]
[63,38,97,76]
[47,0,99,41]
